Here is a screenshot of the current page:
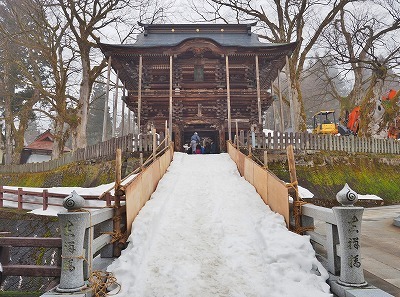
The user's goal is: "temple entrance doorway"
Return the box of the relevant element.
[183,125,220,153]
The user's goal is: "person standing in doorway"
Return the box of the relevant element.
[191,132,200,153]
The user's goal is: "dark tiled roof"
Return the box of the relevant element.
[102,23,291,49]
[132,32,278,48]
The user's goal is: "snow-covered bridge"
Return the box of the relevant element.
[106,151,331,296]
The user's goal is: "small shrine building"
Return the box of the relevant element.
[98,23,297,152]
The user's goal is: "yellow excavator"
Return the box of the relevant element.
[312,111,339,135]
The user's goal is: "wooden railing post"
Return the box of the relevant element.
[17,188,23,210]
[263,150,268,169]
[152,128,157,160]
[0,185,3,208]
[105,192,112,207]
[114,149,123,257]
[42,189,49,211]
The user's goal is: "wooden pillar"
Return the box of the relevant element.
[173,125,182,152]
[169,55,173,140]
[121,85,126,136]
[219,123,226,152]
[102,56,112,141]
[271,82,279,131]
[225,55,232,141]
[165,120,168,147]
[255,55,262,125]
[138,55,143,134]
[236,119,239,147]
[277,70,285,132]
[286,56,296,132]
[112,70,119,137]
[127,99,132,134]
[132,112,136,134]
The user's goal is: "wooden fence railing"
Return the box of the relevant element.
[239,131,400,154]
[0,132,164,174]
[0,207,121,287]
[0,236,62,285]
[0,185,118,211]
[227,141,289,226]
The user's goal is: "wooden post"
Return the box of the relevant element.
[287,145,297,183]
[0,185,3,208]
[286,55,296,132]
[121,84,126,136]
[42,189,48,211]
[235,119,239,148]
[105,192,112,207]
[165,120,168,147]
[127,109,131,136]
[271,82,279,131]
[255,55,262,125]
[115,149,122,194]
[114,149,122,256]
[263,150,268,169]
[152,128,157,160]
[18,188,23,210]
[102,56,112,142]
[287,144,306,234]
[138,55,143,134]
[169,55,173,140]
[112,70,119,137]
[140,153,144,169]
[277,70,285,133]
[225,55,232,141]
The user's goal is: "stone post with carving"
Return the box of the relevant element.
[56,191,89,292]
[333,184,367,287]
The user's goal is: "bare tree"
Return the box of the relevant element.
[321,1,400,137]
[188,0,356,131]
[0,0,43,164]
[0,0,80,160]
[56,0,171,149]
[301,56,348,127]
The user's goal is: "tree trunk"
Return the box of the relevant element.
[292,79,307,132]
[362,78,386,138]
[75,48,91,149]
[12,125,25,164]
[52,115,65,159]
[4,94,13,165]
[3,41,13,165]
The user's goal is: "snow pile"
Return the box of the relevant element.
[108,153,331,297]
[358,194,383,201]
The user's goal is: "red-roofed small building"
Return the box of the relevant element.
[20,130,71,164]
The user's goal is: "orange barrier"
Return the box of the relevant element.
[124,144,174,234]
[227,142,289,226]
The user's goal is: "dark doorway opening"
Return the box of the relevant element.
[183,126,220,153]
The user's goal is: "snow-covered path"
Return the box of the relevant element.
[107,152,332,297]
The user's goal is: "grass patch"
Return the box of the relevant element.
[0,292,41,296]
[267,152,400,206]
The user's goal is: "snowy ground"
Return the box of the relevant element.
[107,153,332,297]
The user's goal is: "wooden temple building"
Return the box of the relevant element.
[98,23,297,152]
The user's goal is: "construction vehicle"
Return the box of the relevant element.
[312,111,339,135]
[338,106,360,136]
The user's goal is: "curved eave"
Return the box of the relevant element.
[98,39,298,57]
